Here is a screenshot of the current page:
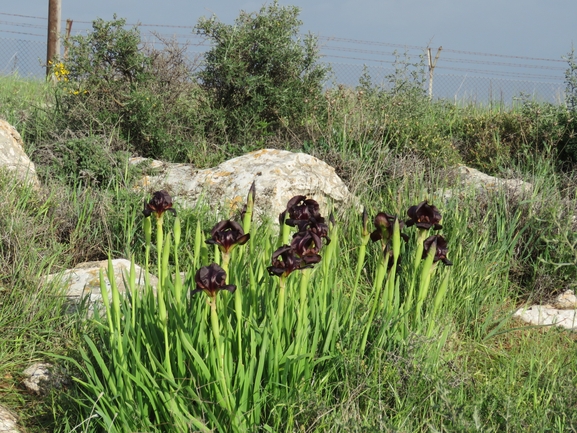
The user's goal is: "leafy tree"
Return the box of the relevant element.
[195,1,329,140]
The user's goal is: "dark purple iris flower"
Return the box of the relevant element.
[143,190,177,218]
[422,235,453,265]
[271,195,334,276]
[291,230,322,265]
[205,220,250,253]
[267,245,313,277]
[406,201,443,230]
[291,218,331,245]
[370,212,409,243]
[192,263,236,298]
[279,195,324,227]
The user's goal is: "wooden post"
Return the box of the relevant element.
[64,19,73,60]
[427,46,442,99]
[46,0,61,77]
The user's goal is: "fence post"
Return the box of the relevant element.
[64,19,73,60]
[427,46,442,99]
[46,0,61,77]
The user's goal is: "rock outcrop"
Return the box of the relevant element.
[435,164,532,201]
[514,289,577,330]
[131,149,355,221]
[0,119,39,188]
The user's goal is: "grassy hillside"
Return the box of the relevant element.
[1,8,577,432]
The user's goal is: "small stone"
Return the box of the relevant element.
[22,363,70,396]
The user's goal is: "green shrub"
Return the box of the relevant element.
[46,17,210,163]
[47,136,132,188]
[195,1,329,144]
[564,46,577,112]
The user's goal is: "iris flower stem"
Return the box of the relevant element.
[295,269,312,356]
[173,216,182,308]
[415,242,437,325]
[347,232,370,332]
[384,219,402,314]
[210,298,233,414]
[155,215,173,377]
[221,253,230,281]
[223,252,243,363]
[404,228,428,317]
[156,215,164,287]
[143,217,151,288]
[360,251,389,355]
[277,276,286,326]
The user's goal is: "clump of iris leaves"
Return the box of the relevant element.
[62,185,452,432]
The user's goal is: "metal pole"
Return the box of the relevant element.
[46,0,61,77]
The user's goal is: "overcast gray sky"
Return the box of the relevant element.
[1,0,576,102]
[3,0,575,59]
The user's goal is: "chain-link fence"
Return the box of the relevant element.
[329,62,566,104]
[0,12,569,105]
[0,37,45,77]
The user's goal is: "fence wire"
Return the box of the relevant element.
[0,12,569,105]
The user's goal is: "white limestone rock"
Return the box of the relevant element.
[434,164,532,201]
[131,149,355,221]
[514,290,577,330]
[0,404,19,433]
[44,259,158,313]
[552,289,577,309]
[457,165,531,195]
[0,119,39,188]
[514,305,577,330]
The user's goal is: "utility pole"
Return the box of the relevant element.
[427,46,442,100]
[46,0,61,77]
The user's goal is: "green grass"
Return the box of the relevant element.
[1,71,577,432]
[0,73,51,129]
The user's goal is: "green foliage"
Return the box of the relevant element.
[311,82,461,166]
[58,16,150,131]
[564,45,577,112]
[516,98,577,166]
[44,16,211,163]
[45,136,132,188]
[196,1,329,143]
[64,195,456,431]
[0,74,50,128]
